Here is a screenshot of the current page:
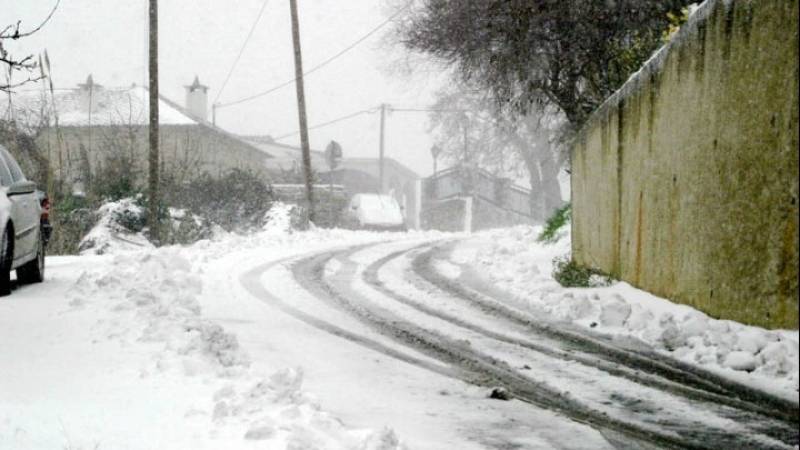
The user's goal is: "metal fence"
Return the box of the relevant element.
[423,166,532,217]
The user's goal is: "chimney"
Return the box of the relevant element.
[78,74,102,114]
[184,75,209,122]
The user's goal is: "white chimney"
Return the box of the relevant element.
[184,75,208,122]
[78,74,101,114]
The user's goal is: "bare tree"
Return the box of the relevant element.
[0,1,60,92]
[428,85,565,220]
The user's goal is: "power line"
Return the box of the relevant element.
[390,107,472,113]
[273,106,379,141]
[217,3,412,109]
[213,0,271,104]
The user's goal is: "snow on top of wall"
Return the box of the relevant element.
[581,0,713,131]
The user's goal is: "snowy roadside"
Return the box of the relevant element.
[0,205,417,450]
[446,225,800,402]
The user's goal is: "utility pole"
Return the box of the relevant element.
[147,0,160,243]
[289,0,315,222]
[378,103,387,193]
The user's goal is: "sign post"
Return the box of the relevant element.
[430,144,441,199]
[324,140,343,226]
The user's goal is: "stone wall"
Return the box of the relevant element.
[571,0,798,328]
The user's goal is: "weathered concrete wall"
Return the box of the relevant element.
[472,196,536,231]
[421,198,467,232]
[421,195,536,232]
[571,0,799,329]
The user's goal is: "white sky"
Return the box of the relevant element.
[3,0,446,176]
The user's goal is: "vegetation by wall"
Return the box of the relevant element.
[571,0,799,329]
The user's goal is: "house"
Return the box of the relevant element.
[2,75,422,227]
[2,75,276,192]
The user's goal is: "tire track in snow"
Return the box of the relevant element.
[363,244,791,424]
[291,245,743,450]
[238,247,460,381]
[411,241,799,446]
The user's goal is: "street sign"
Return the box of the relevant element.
[325,140,343,170]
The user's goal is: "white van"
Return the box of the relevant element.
[343,193,406,232]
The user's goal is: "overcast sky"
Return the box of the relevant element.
[3,0,447,176]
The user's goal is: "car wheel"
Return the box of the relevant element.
[17,230,45,285]
[0,227,12,296]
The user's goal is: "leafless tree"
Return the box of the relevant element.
[0,1,60,92]
[428,84,565,219]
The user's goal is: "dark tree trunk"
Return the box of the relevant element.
[538,148,564,218]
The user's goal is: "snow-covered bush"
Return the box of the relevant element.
[262,202,308,234]
[79,196,216,254]
[165,168,275,233]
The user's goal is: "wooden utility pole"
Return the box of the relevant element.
[378,103,387,193]
[147,0,160,243]
[289,0,315,222]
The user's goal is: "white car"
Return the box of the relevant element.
[0,144,45,296]
[343,193,407,232]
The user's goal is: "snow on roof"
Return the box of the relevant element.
[239,136,326,172]
[2,84,198,127]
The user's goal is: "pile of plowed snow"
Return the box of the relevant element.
[449,225,799,401]
[18,202,406,449]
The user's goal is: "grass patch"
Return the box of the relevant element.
[537,203,571,244]
[552,255,613,288]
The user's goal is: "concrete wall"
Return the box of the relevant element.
[472,196,536,231]
[421,198,468,232]
[421,195,536,232]
[571,0,798,329]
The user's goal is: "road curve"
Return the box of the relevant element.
[242,238,799,450]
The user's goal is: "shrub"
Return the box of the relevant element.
[165,169,274,232]
[47,194,96,255]
[552,255,612,288]
[537,203,571,243]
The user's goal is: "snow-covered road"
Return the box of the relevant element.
[278,239,797,449]
[1,222,797,449]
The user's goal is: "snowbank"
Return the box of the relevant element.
[66,225,407,448]
[79,197,153,255]
[449,225,800,401]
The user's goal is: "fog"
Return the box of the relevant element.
[2,0,443,177]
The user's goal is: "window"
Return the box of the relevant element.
[0,152,13,187]
[0,148,25,183]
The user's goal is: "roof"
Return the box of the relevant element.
[335,157,419,181]
[2,84,197,127]
[1,83,280,160]
[238,136,326,172]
